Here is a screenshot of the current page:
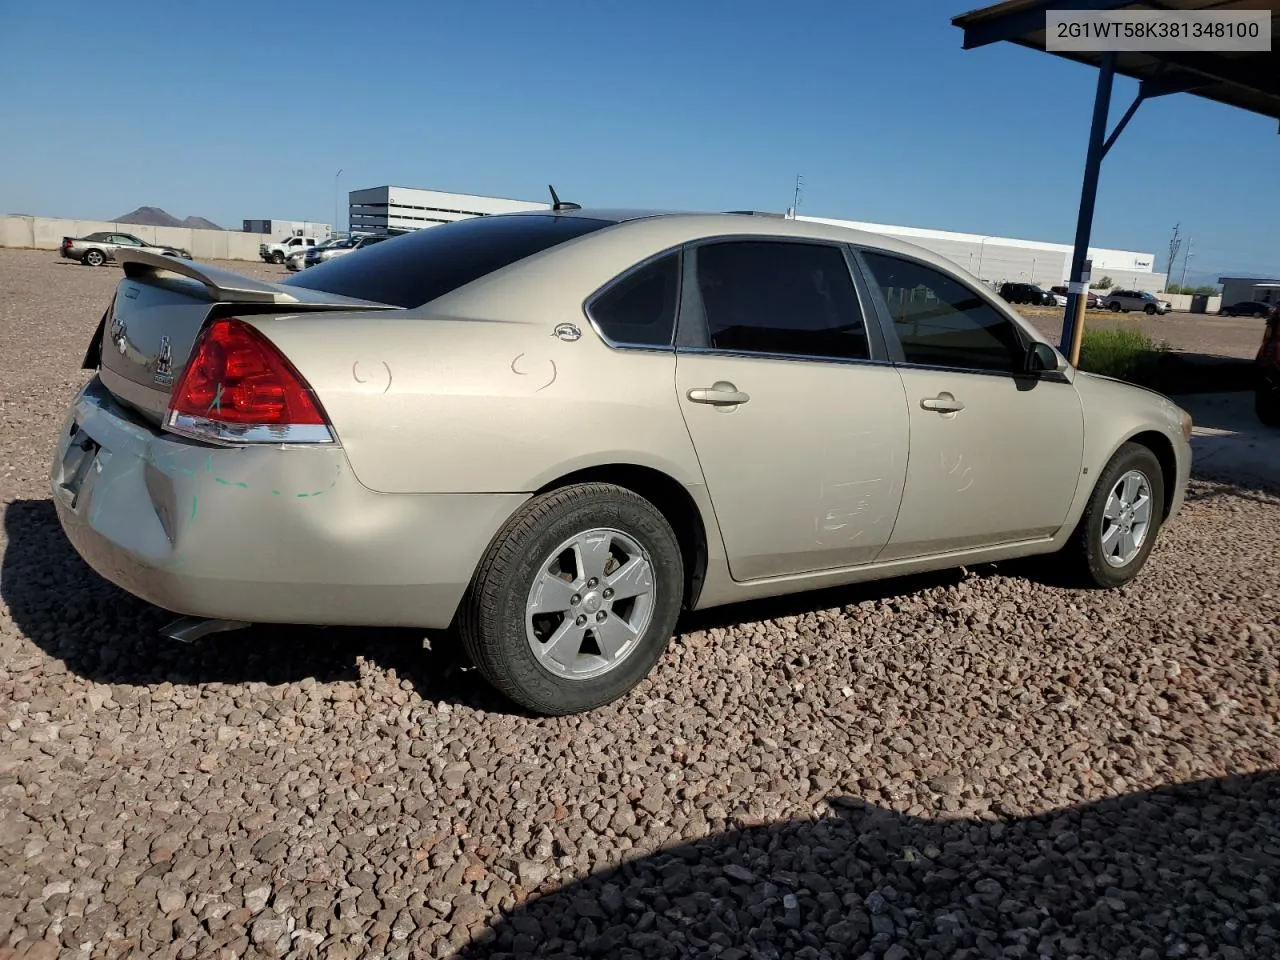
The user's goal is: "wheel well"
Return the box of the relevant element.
[1127,430,1178,519]
[536,465,709,609]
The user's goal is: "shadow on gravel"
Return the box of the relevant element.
[2,498,988,705]
[0,498,507,709]
[459,771,1280,959]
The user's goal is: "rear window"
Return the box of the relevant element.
[283,214,615,308]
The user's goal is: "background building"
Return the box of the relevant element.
[344,185,1165,293]
[796,215,1164,292]
[346,186,547,234]
[1218,276,1280,307]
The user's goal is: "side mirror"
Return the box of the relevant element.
[1025,341,1064,375]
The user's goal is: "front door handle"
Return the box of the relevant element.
[921,393,964,413]
[688,382,750,406]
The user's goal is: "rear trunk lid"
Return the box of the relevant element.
[88,249,398,425]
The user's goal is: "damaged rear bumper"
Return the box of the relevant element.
[50,377,528,629]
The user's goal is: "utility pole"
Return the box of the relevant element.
[334,168,344,237]
[789,174,803,219]
[1165,224,1181,291]
[1180,237,1194,293]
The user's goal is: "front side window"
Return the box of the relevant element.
[588,251,680,348]
[693,240,869,361]
[860,250,1026,373]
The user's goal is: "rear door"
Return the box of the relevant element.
[674,238,910,581]
[856,247,1084,560]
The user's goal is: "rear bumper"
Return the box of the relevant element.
[50,378,528,629]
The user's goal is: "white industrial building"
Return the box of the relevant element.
[346,186,547,234]
[796,215,1164,293]
[344,184,1164,293]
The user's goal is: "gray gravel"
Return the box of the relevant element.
[2,247,1279,959]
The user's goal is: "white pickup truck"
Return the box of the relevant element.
[259,234,321,265]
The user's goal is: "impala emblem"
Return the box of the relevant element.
[153,336,174,385]
[553,322,582,342]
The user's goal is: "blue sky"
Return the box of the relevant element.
[1,0,1275,282]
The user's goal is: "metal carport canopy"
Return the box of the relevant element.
[951,0,1280,361]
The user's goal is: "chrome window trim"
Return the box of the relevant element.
[676,345,897,370]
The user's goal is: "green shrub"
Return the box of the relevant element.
[1077,327,1168,383]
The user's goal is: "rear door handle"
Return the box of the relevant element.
[921,393,964,413]
[688,382,750,406]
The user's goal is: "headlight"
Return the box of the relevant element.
[1179,408,1193,441]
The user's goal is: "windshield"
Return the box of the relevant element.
[283,214,615,308]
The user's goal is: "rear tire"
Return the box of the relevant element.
[457,483,684,716]
[1060,442,1165,589]
[83,249,105,267]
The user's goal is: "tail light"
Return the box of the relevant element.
[164,317,334,444]
[62,238,72,248]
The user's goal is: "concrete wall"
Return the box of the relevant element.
[1161,293,1223,314]
[0,216,270,261]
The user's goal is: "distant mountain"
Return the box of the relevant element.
[112,207,223,231]
[113,206,184,227]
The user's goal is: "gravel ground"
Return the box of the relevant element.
[2,247,1279,959]
[1021,306,1265,361]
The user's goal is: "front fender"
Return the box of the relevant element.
[1056,372,1192,540]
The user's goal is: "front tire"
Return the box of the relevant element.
[1062,442,1165,588]
[271,251,286,264]
[1109,302,1121,312]
[458,483,685,715]
[1145,304,1157,315]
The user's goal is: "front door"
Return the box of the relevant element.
[857,248,1085,560]
[675,238,911,581]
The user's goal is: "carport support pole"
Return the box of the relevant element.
[1061,51,1117,364]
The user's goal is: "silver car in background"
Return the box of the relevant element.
[1104,289,1173,315]
[304,233,392,268]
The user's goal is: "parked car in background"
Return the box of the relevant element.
[287,237,346,272]
[260,234,321,265]
[303,233,392,268]
[1256,305,1280,426]
[52,209,1193,715]
[61,231,191,267]
[999,281,1055,306]
[1221,299,1275,319]
[1050,285,1102,309]
[1104,289,1172,315]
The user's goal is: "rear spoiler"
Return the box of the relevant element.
[116,248,396,310]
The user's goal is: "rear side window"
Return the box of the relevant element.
[693,240,870,361]
[587,252,680,348]
[284,214,614,308]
